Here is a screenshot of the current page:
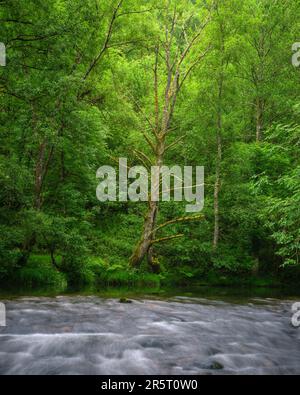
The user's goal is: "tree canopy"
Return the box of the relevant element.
[0,0,299,287]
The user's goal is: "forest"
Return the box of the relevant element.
[0,0,300,290]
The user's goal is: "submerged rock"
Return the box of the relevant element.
[119,298,133,304]
[209,361,224,370]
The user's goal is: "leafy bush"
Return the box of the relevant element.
[13,255,66,287]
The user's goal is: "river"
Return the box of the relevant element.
[0,289,300,375]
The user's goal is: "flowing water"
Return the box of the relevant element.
[0,290,300,375]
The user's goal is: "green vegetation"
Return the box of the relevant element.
[0,0,300,290]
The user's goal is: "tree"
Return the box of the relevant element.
[127,0,211,271]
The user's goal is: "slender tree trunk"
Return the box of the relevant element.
[60,151,66,181]
[255,97,264,142]
[213,14,224,250]
[34,141,47,210]
[50,248,59,270]
[213,103,222,250]
[213,128,222,249]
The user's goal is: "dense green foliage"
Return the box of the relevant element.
[0,0,299,288]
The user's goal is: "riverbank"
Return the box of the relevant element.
[1,254,300,295]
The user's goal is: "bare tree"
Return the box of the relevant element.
[129,4,211,271]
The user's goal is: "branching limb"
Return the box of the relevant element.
[83,0,123,81]
[0,19,33,25]
[150,234,184,245]
[142,131,156,153]
[152,214,204,235]
[165,134,187,152]
[128,94,158,137]
[133,149,153,169]
[179,45,212,91]
[154,44,160,133]
[176,14,212,72]
[117,9,154,18]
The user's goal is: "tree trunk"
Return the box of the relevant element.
[50,249,59,270]
[130,200,158,268]
[34,141,47,210]
[256,97,264,142]
[213,130,222,249]
[213,23,224,250]
[130,139,164,269]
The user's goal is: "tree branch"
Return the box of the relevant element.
[117,9,154,18]
[150,234,184,245]
[83,0,123,81]
[0,19,33,25]
[152,214,204,235]
[142,131,156,153]
[133,149,153,168]
[154,44,160,133]
[178,45,212,91]
[165,134,187,151]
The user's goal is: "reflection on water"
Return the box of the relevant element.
[0,294,299,375]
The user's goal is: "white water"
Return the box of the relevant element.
[0,296,299,375]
